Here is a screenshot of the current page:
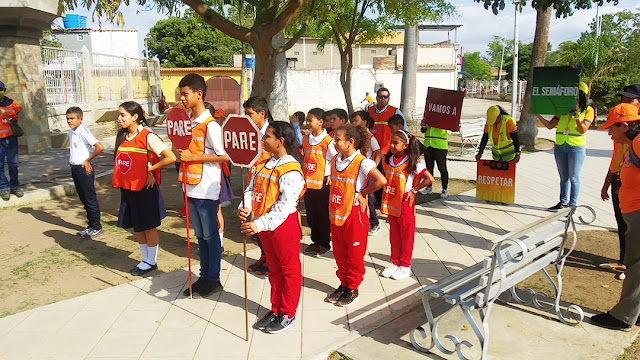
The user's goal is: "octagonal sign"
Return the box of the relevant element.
[165,107,192,150]
[222,114,262,168]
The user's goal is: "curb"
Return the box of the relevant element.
[0,170,113,209]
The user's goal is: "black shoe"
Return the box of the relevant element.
[248,255,266,272]
[547,202,569,212]
[325,285,348,303]
[591,313,631,331]
[335,289,359,307]
[183,278,205,297]
[313,245,330,256]
[265,314,297,334]
[255,265,269,276]
[254,311,278,330]
[304,244,319,255]
[130,262,158,276]
[192,279,223,298]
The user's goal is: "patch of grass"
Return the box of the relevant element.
[9,245,84,279]
[327,351,353,360]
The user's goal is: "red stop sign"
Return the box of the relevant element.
[165,107,192,150]
[222,115,262,168]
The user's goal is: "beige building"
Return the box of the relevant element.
[284,25,461,71]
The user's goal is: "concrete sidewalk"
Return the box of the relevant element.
[0,125,634,359]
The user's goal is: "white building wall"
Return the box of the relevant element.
[396,46,456,68]
[286,68,456,118]
[90,31,139,58]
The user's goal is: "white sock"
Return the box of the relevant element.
[147,245,158,266]
[219,232,224,249]
[138,244,148,268]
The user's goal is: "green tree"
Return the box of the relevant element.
[475,0,620,150]
[464,51,492,80]
[294,0,454,113]
[59,0,312,99]
[40,30,62,48]
[146,12,242,68]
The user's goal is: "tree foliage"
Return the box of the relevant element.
[474,0,619,18]
[464,52,492,80]
[41,30,62,48]
[547,10,640,112]
[59,0,311,99]
[486,36,551,79]
[146,11,242,68]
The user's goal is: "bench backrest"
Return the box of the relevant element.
[475,208,574,307]
[460,117,486,140]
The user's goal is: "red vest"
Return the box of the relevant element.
[112,129,161,191]
[368,105,397,155]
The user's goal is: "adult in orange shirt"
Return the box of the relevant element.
[599,85,640,273]
[0,80,23,201]
[592,103,640,331]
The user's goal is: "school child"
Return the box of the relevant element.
[350,111,382,236]
[0,81,22,201]
[66,106,105,239]
[381,130,434,280]
[113,101,176,276]
[290,111,306,148]
[204,103,233,251]
[238,121,306,334]
[177,74,229,297]
[244,96,272,275]
[326,124,386,306]
[302,108,337,256]
[327,108,348,137]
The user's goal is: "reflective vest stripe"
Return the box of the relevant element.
[0,129,11,134]
[304,149,324,155]
[381,203,402,214]
[374,121,388,125]
[329,213,348,221]
[306,179,324,185]
[488,115,515,161]
[330,175,356,184]
[118,147,148,154]
[384,169,407,180]
[192,136,205,142]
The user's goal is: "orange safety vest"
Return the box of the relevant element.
[381,158,410,217]
[251,159,305,217]
[112,129,161,191]
[302,134,332,189]
[248,151,272,186]
[329,154,366,226]
[368,105,397,155]
[178,116,215,184]
[0,98,20,139]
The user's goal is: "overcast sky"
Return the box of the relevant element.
[57,2,639,59]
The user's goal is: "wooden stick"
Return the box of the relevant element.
[182,162,192,299]
[241,168,249,341]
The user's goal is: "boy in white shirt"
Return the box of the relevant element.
[66,107,105,239]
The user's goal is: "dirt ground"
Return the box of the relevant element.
[519,230,640,360]
[0,164,474,318]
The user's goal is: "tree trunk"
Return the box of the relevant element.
[269,31,289,121]
[338,43,354,114]
[400,23,418,129]
[519,7,552,150]
[250,39,277,100]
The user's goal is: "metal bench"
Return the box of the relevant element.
[410,206,595,360]
[458,117,486,155]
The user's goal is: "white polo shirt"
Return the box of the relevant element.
[186,109,227,200]
[68,124,99,165]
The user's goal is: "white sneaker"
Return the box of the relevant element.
[381,264,399,278]
[419,186,433,195]
[391,266,412,280]
[440,189,448,198]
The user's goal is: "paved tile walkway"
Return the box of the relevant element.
[0,127,621,359]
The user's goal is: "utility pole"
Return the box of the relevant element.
[595,4,601,69]
[512,1,521,117]
[498,36,505,93]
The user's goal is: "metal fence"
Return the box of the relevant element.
[41,46,160,106]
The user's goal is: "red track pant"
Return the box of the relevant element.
[330,204,369,290]
[259,212,302,317]
[388,198,416,267]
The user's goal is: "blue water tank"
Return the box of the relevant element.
[245,58,254,69]
[63,14,87,29]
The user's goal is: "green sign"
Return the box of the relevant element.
[530,66,580,115]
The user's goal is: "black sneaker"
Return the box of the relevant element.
[547,202,569,212]
[183,278,206,297]
[335,289,359,307]
[265,314,297,334]
[193,279,223,298]
[325,285,348,303]
[313,245,330,256]
[591,313,631,331]
[304,244,319,255]
[248,255,266,272]
[254,311,278,330]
